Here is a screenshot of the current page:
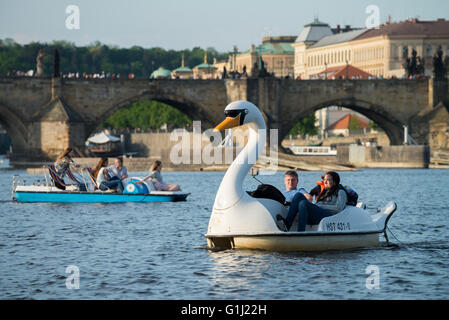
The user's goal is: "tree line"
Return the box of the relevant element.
[0,38,228,77]
[100,100,192,131]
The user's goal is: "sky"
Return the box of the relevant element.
[1,0,449,52]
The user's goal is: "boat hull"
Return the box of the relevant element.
[14,190,189,203]
[205,231,381,252]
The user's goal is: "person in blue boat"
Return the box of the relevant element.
[107,157,128,180]
[277,171,347,232]
[282,170,312,203]
[54,147,87,191]
[96,157,124,193]
[139,160,181,191]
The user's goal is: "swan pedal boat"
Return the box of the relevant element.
[12,178,189,203]
[204,101,397,252]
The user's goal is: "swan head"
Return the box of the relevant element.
[214,101,264,131]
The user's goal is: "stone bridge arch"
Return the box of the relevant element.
[85,91,225,138]
[0,103,28,154]
[281,97,405,145]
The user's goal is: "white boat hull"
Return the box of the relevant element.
[206,232,380,252]
[205,199,396,252]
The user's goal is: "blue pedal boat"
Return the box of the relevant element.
[12,173,190,203]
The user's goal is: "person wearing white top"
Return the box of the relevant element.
[92,157,124,193]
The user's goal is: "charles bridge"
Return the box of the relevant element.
[0,76,448,162]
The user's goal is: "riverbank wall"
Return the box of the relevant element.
[336,145,430,168]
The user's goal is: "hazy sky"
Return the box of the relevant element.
[1,0,449,52]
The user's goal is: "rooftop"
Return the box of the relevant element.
[310,29,367,49]
[356,18,449,40]
[295,18,333,43]
[327,113,370,130]
[311,64,374,79]
[150,67,171,79]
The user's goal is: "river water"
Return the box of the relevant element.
[0,159,448,300]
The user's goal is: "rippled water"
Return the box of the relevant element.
[1,162,448,299]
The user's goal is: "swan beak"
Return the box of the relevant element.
[214,116,240,131]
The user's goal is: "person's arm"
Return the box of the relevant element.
[121,167,128,179]
[103,168,110,181]
[137,173,151,184]
[298,188,313,202]
[149,171,160,182]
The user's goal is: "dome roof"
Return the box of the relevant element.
[150,67,171,78]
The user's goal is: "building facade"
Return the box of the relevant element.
[214,36,295,78]
[293,18,449,79]
[193,52,217,79]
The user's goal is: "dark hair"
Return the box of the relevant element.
[316,171,340,203]
[150,160,162,172]
[284,170,298,179]
[92,157,108,178]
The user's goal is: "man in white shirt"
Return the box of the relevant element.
[283,170,312,203]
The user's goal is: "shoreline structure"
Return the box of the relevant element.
[23,144,432,174]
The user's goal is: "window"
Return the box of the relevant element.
[426,45,433,57]
[402,46,409,59]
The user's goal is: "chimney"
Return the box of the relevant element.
[388,15,391,24]
[336,24,341,33]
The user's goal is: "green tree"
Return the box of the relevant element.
[100,100,192,130]
[0,38,229,77]
[288,114,318,136]
[348,114,361,130]
[369,120,381,130]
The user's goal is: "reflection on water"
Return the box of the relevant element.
[0,155,10,169]
[0,168,449,299]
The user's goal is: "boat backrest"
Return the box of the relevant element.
[47,165,72,187]
[66,168,83,185]
[86,168,98,188]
